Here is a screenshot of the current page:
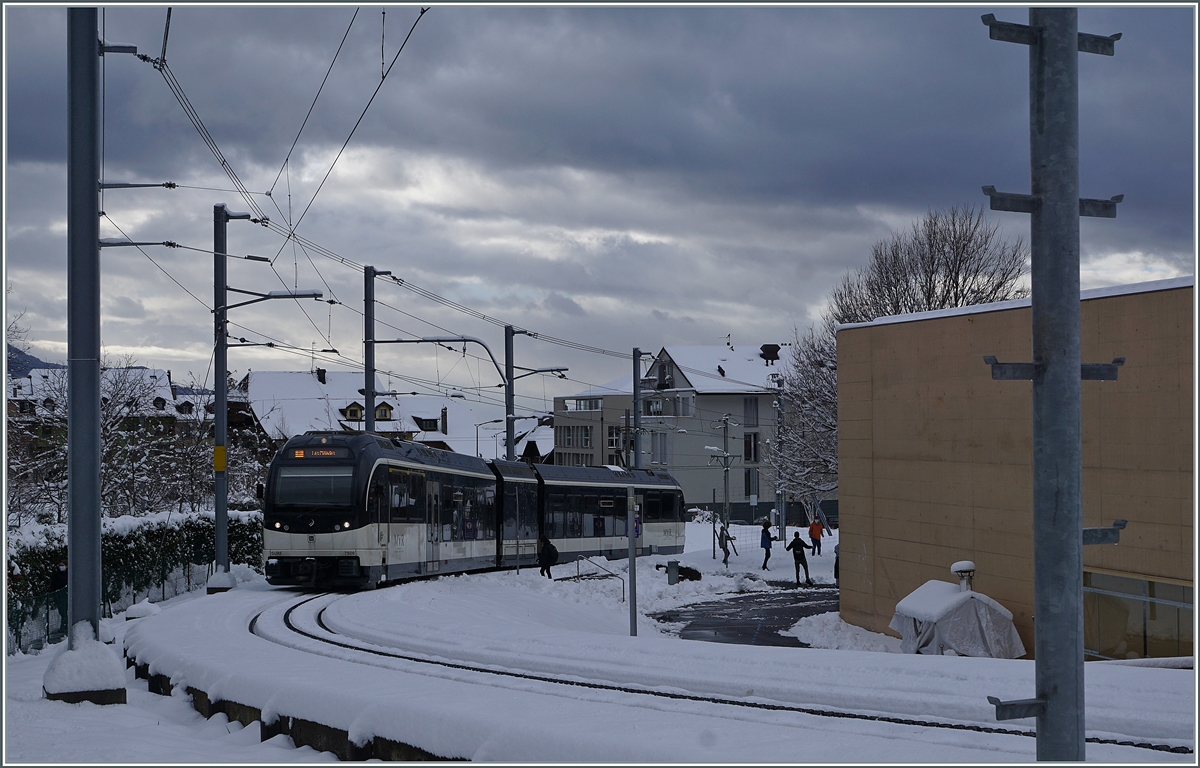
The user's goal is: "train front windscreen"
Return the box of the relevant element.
[273,465,354,506]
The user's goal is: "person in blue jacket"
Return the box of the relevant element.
[759,521,777,571]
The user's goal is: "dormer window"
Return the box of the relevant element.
[153,397,166,411]
[412,416,439,432]
[375,404,393,421]
[345,404,363,421]
[176,401,194,415]
[42,398,55,410]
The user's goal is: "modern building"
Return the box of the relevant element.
[837,276,1193,660]
[553,345,790,522]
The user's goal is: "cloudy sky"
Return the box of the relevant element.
[4,5,1194,421]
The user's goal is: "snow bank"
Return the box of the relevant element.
[42,622,126,694]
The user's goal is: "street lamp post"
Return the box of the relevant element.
[209,203,322,594]
[475,418,504,457]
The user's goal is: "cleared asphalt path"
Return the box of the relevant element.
[652,584,839,647]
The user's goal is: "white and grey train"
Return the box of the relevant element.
[263,432,687,588]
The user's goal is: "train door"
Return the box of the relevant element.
[425,480,441,573]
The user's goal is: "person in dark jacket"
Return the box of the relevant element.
[759,521,777,571]
[718,524,736,567]
[537,535,556,579]
[785,532,813,586]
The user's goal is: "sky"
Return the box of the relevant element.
[6,522,1194,762]
[4,5,1195,422]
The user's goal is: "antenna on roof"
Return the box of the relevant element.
[724,334,734,351]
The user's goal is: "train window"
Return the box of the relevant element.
[519,485,538,540]
[481,488,496,540]
[643,492,662,522]
[583,495,599,537]
[503,486,518,538]
[566,494,583,538]
[463,491,477,541]
[274,465,354,507]
[663,492,678,521]
[367,469,388,523]
[548,493,567,539]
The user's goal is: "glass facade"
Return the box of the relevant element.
[1083,571,1193,660]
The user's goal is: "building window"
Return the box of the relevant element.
[569,398,601,411]
[580,425,592,448]
[376,404,392,421]
[413,416,439,431]
[1084,571,1193,660]
[644,398,663,416]
[153,397,166,411]
[675,394,693,417]
[744,467,759,497]
[651,432,668,465]
[743,397,759,428]
[607,453,622,466]
[607,425,621,449]
[743,432,759,463]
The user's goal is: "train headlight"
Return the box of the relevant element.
[274,522,281,529]
[343,521,351,529]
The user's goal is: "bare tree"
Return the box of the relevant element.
[770,205,1028,508]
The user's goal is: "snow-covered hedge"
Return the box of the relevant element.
[6,510,264,604]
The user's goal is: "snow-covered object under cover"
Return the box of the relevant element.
[124,598,162,619]
[42,622,127,694]
[889,580,1025,659]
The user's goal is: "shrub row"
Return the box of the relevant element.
[7,513,264,604]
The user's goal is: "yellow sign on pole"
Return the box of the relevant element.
[213,445,227,473]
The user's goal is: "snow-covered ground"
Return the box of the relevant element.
[5,522,1194,762]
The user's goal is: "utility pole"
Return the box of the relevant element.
[980,10,1125,760]
[627,484,637,637]
[212,207,322,593]
[707,414,738,529]
[211,204,249,592]
[506,326,518,460]
[363,265,390,434]
[66,6,102,649]
[632,348,643,469]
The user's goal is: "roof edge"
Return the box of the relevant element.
[836,275,1194,331]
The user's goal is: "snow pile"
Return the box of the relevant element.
[786,611,902,653]
[890,580,1025,659]
[124,598,162,619]
[42,622,127,694]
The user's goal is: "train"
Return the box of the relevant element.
[263,432,687,588]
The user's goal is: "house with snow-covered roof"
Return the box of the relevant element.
[240,369,491,455]
[553,344,790,523]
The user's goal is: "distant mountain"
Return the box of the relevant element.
[7,344,64,378]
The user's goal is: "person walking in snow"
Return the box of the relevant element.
[537,534,557,579]
[718,524,736,567]
[809,518,825,556]
[759,520,777,571]
[785,532,814,586]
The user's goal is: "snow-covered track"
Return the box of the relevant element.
[254,591,1193,757]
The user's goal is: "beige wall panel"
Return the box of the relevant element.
[837,284,1192,658]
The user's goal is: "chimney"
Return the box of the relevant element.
[316,368,326,385]
[440,406,448,435]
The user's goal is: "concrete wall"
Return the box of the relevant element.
[837,283,1193,655]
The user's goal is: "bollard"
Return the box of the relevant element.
[667,560,679,585]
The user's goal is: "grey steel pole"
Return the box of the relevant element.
[505,325,515,461]
[1029,8,1084,760]
[213,205,230,577]
[627,485,637,637]
[632,348,642,469]
[66,7,102,647]
[365,266,376,434]
[712,488,716,560]
[722,418,730,528]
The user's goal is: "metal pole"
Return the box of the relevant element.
[623,409,631,467]
[1029,8,1084,760]
[632,348,642,469]
[627,485,637,637]
[712,489,717,560]
[777,397,786,543]
[66,6,101,647]
[722,418,730,528]
[365,266,376,434]
[213,204,230,577]
[505,325,515,461]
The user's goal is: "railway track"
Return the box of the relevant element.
[250,592,1191,756]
